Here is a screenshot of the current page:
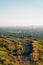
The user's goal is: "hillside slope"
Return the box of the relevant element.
[0,36,43,65]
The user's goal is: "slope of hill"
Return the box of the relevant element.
[0,36,43,65]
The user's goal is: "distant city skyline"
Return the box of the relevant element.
[0,0,43,27]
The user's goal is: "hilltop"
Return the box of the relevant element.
[0,36,43,65]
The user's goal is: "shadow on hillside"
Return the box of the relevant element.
[21,40,33,61]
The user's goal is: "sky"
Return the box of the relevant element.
[0,0,43,27]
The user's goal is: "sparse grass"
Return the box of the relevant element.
[0,37,43,65]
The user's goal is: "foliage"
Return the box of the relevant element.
[0,37,43,65]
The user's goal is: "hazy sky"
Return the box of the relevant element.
[0,0,43,27]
